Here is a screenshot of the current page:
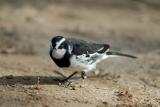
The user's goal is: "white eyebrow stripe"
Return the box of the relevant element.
[56,38,65,49]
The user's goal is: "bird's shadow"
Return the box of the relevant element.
[0,75,69,86]
[0,74,109,86]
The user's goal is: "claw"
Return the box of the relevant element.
[54,71,78,87]
[53,78,71,87]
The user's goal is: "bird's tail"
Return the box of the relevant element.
[106,50,137,59]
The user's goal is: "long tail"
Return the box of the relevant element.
[106,50,137,59]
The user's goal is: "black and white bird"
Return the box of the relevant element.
[49,36,136,83]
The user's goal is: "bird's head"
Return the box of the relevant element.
[50,36,72,59]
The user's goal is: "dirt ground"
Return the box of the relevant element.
[0,0,160,107]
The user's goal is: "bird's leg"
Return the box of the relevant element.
[54,70,66,78]
[54,71,78,86]
[62,71,78,82]
[81,71,87,79]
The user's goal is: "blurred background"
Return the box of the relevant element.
[0,0,160,107]
[0,0,160,55]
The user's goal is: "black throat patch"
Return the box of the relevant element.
[50,50,71,67]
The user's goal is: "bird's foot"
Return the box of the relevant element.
[59,79,72,87]
[54,71,78,87]
[53,78,72,87]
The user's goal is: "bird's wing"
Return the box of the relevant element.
[67,38,110,55]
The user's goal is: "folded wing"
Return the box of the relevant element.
[67,38,110,55]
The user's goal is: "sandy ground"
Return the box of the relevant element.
[0,0,160,107]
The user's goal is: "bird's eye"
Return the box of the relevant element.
[59,44,65,49]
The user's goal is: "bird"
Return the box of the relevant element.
[49,35,136,83]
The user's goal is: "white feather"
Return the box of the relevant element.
[69,52,109,73]
[52,49,66,59]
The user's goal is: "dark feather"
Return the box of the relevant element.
[106,50,137,59]
[67,38,110,55]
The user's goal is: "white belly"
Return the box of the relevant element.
[69,53,108,73]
